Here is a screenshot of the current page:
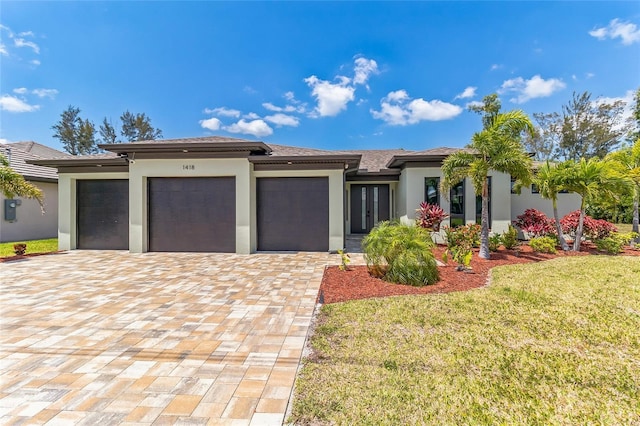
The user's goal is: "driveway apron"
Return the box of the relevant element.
[0,250,330,425]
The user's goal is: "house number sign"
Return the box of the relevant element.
[182,164,195,170]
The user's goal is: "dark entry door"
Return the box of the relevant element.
[77,180,129,249]
[350,184,390,234]
[148,177,236,252]
[257,177,329,251]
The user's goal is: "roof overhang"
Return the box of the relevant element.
[249,154,361,171]
[99,141,272,156]
[386,154,451,169]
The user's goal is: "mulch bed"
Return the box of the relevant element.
[0,251,66,263]
[320,243,640,304]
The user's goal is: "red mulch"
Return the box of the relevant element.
[0,251,65,263]
[320,243,640,304]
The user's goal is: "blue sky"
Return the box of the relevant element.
[1,1,639,153]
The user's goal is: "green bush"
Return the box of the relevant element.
[442,225,478,269]
[488,234,502,252]
[502,225,520,250]
[529,236,557,254]
[362,221,439,286]
[594,232,639,254]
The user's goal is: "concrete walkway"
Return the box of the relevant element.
[0,250,332,425]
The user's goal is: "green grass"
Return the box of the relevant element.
[615,223,634,234]
[0,238,58,257]
[291,256,640,425]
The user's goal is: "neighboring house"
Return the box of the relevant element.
[1,142,67,243]
[29,136,580,253]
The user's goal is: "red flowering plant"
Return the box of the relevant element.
[513,209,557,239]
[560,211,617,241]
[416,202,449,232]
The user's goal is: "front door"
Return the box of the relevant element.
[350,184,390,234]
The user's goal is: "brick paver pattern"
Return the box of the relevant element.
[0,250,330,425]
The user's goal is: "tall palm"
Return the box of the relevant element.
[562,157,629,251]
[533,160,572,251]
[441,110,534,259]
[606,139,640,239]
[0,153,44,212]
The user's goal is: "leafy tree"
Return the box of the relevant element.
[606,139,640,238]
[561,158,629,251]
[530,161,573,251]
[120,111,163,142]
[442,97,534,259]
[0,153,44,212]
[627,88,640,143]
[524,92,629,161]
[51,106,98,155]
[467,93,501,129]
[99,118,119,144]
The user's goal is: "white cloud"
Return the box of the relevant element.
[0,138,15,144]
[586,72,595,79]
[284,91,296,102]
[589,19,640,45]
[14,38,39,54]
[244,112,260,119]
[30,59,40,66]
[12,87,28,95]
[490,64,502,71]
[455,86,477,100]
[353,57,379,86]
[199,117,222,131]
[305,75,355,117]
[371,90,462,125]
[595,90,635,130]
[32,88,58,99]
[204,107,241,117]
[0,95,40,113]
[0,43,7,56]
[465,100,484,109]
[17,31,34,37]
[264,113,300,127]
[499,74,566,103]
[225,119,273,138]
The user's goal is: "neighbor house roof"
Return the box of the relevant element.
[1,142,66,181]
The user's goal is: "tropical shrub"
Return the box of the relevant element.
[594,232,638,254]
[337,249,351,271]
[362,221,439,286]
[415,202,449,231]
[513,209,556,238]
[501,225,520,250]
[488,234,502,252]
[442,224,479,269]
[13,243,27,255]
[560,211,617,241]
[529,236,558,254]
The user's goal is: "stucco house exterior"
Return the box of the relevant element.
[29,136,580,253]
[1,142,66,243]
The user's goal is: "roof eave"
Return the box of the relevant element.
[99,141,272,154]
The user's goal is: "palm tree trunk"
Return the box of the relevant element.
[552,198,569,251]
[573,198,585,251]
[479,180,490,259]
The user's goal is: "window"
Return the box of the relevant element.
[531,184,539,194]
[424,178,440,205]
[476,177,491,226]
[510,176,517,194]
[450,181,465,227]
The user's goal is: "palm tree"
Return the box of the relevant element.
[0,153,44,212]
[606,139,640,239]
[441,110,534,259]
[532,161,572,251]
[561,157,629,251]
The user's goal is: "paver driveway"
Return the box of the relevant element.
[0,250,332,425]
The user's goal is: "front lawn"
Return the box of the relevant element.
[0,238,58,257]
[291,256,640,425]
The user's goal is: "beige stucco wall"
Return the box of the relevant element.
[57,172,130,251]
[0,181,58,243]
[511,186,581,224]
[253,169,345,252]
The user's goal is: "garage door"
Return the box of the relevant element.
[148,177,236,252]
[257,177,329,251]
[77,180,129,250]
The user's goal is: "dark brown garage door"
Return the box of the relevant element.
[148,177,236,252]
[77,180,129,250]
[257,177,329,251]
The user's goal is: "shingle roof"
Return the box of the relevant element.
[1,142,65,181]
[340,149,412,173]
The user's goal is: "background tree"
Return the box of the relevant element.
[0,153,44,212]
[523,91,629,161]
[627,88,640,144]
[606,139,640,238]
[120,111,163,142]
[442,95,534,259]
[99,118,119,144]
[561,158,629,251]
[51,106,98,155]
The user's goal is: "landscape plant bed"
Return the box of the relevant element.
[0,251,65,263]
[320,242,639,304]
